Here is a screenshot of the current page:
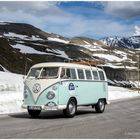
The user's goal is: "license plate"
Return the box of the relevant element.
[45,106,57,110]
[28,106,41,110]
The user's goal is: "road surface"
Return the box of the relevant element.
[0,97,140,138]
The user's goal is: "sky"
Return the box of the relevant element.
[0,1,140,39]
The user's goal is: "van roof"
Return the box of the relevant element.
[31,62,103,71]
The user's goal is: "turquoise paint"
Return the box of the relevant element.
[23,80,108,107]
[58,81,78,105]
[23,85,35,105]
[58,80,108,106]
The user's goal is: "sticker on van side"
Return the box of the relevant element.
[69,83,75,90]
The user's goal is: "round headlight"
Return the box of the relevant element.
[46,91,55,100]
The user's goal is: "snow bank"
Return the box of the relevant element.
[0,71,140,114]
[108,86,140,101]
[0,72,24,114]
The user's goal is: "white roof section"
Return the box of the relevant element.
[31,62,103,71]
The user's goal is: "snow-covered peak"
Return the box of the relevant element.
[100,36,122,47]
[100,35,140,49]
[134,25,140,36]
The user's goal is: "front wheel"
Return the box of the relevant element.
[28,109,41,118]
[95,99,105,113]
[63,98,77,118]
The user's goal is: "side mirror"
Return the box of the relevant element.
[23,76,25,80]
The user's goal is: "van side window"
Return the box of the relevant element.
[99,71,105,80]
[77,69,85,79]
[61,68,70,79]
[61,68,77,79]
[85,70,92,80]
[70,69,77,79]
[92,71,99,80]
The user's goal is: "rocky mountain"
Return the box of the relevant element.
[0,22,139,87]
[100,26,140,49]
[0,22,92,74]
[100,36,140,49]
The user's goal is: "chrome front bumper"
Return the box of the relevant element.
[21,104,66,111]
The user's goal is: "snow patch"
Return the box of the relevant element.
[83,41,90,45]
[48,37,69,44]
[55,49,69,59]
[93,54,127,62]
[4,32,28,39]
[4,32,44,41]
[31,35,43,41]
[101,63,137,70]
[78,42,107,52]
[46,48,69,59]
[11,43,47,55]
[93,42,98,46]
[11,43,69,58]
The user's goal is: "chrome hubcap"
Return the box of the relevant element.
[69,102,76,115]
[99,101,105,111]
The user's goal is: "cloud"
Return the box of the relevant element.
[0,1,60,16]
[102,1,140,18]
[44,17,134,38]
[0,1,138,39]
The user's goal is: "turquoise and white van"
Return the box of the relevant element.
[22,62,108,118]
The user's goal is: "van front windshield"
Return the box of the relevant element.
[27,67,59,79]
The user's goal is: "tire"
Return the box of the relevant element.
[28,109,41,118]
[63,98,77,118]
[95,99,105,113]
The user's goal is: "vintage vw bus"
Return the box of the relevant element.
[22,62,108,118]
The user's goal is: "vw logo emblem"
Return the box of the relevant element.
[32,83,41,93]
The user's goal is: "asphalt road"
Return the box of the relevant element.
[0,97,140,139]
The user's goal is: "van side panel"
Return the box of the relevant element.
[74,81,108,105]
[58,80,108,106]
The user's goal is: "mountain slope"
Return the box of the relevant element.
[0,22,92,74]
[0,22,139,87]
